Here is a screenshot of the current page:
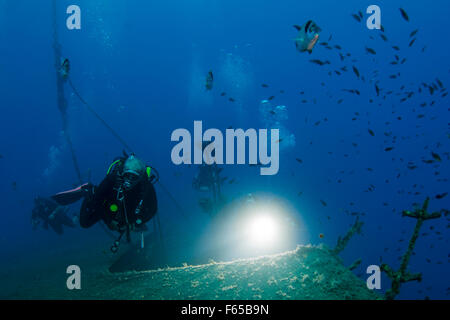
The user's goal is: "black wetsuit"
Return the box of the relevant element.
[32,198,76,235]
[80,173,157,232]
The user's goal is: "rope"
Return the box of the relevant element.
[67,78,134,153]
[52,0,82,184]
[157,181,189,220]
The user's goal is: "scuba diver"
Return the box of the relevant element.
[31,197,78,235]
[52,153,159,252]
[205,70,214,90]
[192,161,225,216]
[60,58,70,81]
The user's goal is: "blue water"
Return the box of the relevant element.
[0,0,448,299]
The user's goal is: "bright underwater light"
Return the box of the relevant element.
[199,194,305,261]
[246,212,279,246]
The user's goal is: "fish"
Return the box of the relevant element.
[400,8,409,22]
[409,38,416,47]
[366,47,376,55]
[295,158,303,164]
[228,97,235,102]
[435,192,448,199]
[410,29,419,37]
[375,84,380,96]
[352,66,360,78]
[320,200,327,207]
[368,129,375,136]
[261,84,269,88]
[431,152,442,162]
[205,70,213,90]
[11,181,17,191]
[294,20,322,54]
[392,46,400,51]
[309,59,330,66]
[220,92,226,96]
[385,147,394,152]
[380,34,388,42]
[351,14,361,22]
[267,96,275,101]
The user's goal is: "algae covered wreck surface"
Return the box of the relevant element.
[66,244,379,300]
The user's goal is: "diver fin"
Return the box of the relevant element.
[293,25,302,31]
[51,183,89,206]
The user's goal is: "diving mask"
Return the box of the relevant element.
[122,170,142,191]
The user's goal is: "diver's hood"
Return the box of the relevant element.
[123,155,146,176]
[121,155,147,191]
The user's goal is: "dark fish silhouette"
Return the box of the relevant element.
[366,47,376,55]
[352,13,361,22]
[410,29,419,37]
[400,8,409,22]
[375,84,380,96]
[435,192,448,199]
[310,59,330,66]
[431,152,442,162]
[352,66,360,78]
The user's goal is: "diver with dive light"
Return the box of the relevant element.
[52,153,158,252]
